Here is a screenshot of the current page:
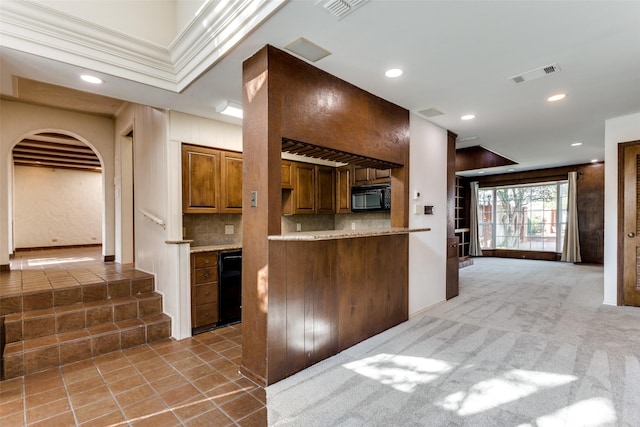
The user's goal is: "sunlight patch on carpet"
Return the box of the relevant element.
[437,369,577,416]
[343,353,453,393]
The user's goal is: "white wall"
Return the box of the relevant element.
[408,113,448,315]
[603,112,640,305]
[0,100,115,266]
[14,166,102,248]
[169,111,243,151]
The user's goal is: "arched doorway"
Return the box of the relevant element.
[10,131,105,257]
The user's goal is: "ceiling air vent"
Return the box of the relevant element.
[418,108,445,118]
[510,63,561,84]
[320,0,369,20]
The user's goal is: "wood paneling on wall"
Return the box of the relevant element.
[267,235,408,383]
[474,162,604,263]
[242,45,410,385]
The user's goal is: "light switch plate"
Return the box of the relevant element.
[250,191,257,207]
[225,225,234,235]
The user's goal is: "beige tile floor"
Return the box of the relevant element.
[1,247,265,426]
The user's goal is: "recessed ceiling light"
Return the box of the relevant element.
[385,68,403,78]
[591,159,598,163]
[508,168,515,172]
[461,114,476,120]
[547,93,566,102]
[80,74,103,84]
[571,142,582,146]
[478,171,485,174]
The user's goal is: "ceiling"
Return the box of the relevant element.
[1,0,639,177]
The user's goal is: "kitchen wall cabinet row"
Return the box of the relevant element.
[182,142,391,215]
[182,144,242,214]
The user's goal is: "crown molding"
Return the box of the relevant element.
[0,0,288,92]
[171,0,287,92]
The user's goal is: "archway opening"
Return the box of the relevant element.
[11,132,104,260]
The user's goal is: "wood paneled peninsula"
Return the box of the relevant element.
[242,45,411,386]
[267,228,428,382]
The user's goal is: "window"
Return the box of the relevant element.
[478,181,568,252]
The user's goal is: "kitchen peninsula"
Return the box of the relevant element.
[242,45,412,386]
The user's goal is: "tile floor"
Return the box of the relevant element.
[1,247,266,426]
[2,247,149,298]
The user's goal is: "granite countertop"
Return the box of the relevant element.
[190,243,242,253]
[268,227,431,242]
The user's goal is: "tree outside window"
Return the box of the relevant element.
[478,181,568,252]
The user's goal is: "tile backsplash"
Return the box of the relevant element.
[183,214,242,246]
[184,212,390,245]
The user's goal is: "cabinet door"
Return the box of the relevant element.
[352,166,370,186]
[221,151,243,213]
[281,160,294,189]
[374,168,391,180]
[294,162,316,214]
[317,166,336,214]
[336,166,351,213]
[182,145,220,213]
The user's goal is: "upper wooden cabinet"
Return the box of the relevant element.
[282,160,337,215]
[182,143,242,214]
[316,165,336,214]
[336,165,351,214]
[182,144,220,213]
[352,166,391,186]
[220,151,243,213]
[281,160,294,189]
[293,162,316,214]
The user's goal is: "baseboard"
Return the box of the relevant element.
[104,255,115,262]
[409,299,447,318]
[0,264,9,272]
[15,243,102,252]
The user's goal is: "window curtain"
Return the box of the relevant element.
[469,181,483,256]
[561,171,581,262]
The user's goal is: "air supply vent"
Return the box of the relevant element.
[418,107,445,118]
[320,0,369,20]
[510,63,561,84]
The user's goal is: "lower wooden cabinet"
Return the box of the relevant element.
[191,252,219,331]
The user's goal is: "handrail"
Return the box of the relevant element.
[139,209,166,230]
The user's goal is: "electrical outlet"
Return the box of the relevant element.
[296,223,302,231]
[351,222,356,230]
[250,191,257,207]
[225,225,234,235]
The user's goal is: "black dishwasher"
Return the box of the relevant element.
[218,250,242,326]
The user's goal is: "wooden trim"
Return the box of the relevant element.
[480,249,561,262]
[14,243,101,251]
[617,140,640,306]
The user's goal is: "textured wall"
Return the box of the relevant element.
[14,166,102,248]
[183,214,242,246]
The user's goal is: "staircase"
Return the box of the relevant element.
[1,274,171,380]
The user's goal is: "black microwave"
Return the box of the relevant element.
[351,184,391,212]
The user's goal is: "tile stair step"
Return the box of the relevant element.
[3,292,164,344]
[2,313,171,380]
[0,276,155,316]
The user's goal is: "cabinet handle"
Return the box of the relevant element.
[205,312,209,317]
[628,232,636,238]
[205,291,210,296]
[204,258,210,264]
[204,273,210,279]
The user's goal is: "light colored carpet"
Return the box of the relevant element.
[266,258,640,426]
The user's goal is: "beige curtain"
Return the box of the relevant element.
[561,171,581,262]
[469,181,483,256]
